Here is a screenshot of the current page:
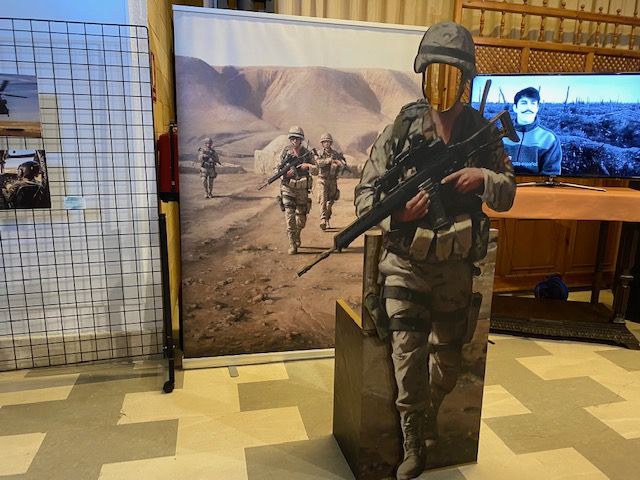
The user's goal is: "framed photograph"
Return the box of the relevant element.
[0,149,51,209]
[0,73,42,138]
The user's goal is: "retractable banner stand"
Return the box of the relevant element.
[173,7,424,358]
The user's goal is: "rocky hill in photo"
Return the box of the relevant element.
[175,55,421,166]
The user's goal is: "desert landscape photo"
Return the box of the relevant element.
[176,55,423,358]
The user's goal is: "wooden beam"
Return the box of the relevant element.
[462,0,640,27]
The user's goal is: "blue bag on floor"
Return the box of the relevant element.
[534,274,569,300]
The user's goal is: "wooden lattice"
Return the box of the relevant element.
[592,54,640,72]
[528,49,587,72]
[476,45,521,73]
[459,81,471,104]
[457,0,640,75]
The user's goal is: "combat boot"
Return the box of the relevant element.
[320,220,326,231]
[396,411,426,480]
[287,232,297,255]
[294,231,301,248]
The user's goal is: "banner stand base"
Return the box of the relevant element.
[182,348,335,370]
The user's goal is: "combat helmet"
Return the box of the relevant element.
[413,21,477,79]
[204,137,213,145]
[320,132,333,143]
[288,126,305,140]
[17,160,40,180]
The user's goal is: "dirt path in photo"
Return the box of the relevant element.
[180,159,364,357]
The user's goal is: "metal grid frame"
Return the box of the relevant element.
[0,18,162,370]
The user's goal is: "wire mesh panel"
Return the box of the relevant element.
[0,18,162,370]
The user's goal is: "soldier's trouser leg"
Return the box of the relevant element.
[296,208,307,231]
[425,314,467,446]
[321,181,337,223]
[201,174,209,196]
[322,200,334,222]
[390,330,430,415]
[207,176,214,196]
[391,329,430,480]
[429,316,466,397]
[380,259,473,477]
[295,195,309,246]
[282,195,298,254]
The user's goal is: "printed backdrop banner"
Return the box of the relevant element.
[174,7,425,358]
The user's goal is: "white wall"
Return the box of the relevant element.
[0,0,146,26]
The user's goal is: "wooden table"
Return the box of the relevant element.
[485,186,640,322]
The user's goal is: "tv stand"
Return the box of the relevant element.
[518,176,606,192]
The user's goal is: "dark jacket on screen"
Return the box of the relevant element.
[503,119,562,176]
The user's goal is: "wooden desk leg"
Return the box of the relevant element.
[612,223,640,324]
[591,221,609,305]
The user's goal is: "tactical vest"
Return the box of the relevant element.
[317,150,344,178]
[384,100,489,263]
[200,147,218,169]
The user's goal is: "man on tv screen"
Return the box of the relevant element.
[503,86,562,176]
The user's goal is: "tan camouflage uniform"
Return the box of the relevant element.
[199,142,221,198]
[315,147,345,229]
[355,100,515,471]
[277,145,315,252]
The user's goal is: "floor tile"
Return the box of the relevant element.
[590,371,640,402]
[100,450,248,480]
[176,406,308,455]
[245,435,353,480]
[455,423,608,480]
[119,382,240,424]
[585,400,640,439]
[481,384,531,418]
[0,373,78,394]
[0,432,46,475]
[517,340,625,381]
[0,384,76,407]
[234,362,290,383]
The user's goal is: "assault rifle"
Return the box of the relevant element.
[258,150,313,190]
[313,148,353,175]
[297,109,519,277]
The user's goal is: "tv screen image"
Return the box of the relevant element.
[470,73,640,178]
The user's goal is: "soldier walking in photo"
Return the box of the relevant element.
[198,137,221,198]
[277,126,315,255]
[314,132,346,230]
[355,22,515,479]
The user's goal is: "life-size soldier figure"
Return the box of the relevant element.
[3,160,47,208]
[198,137,221,198]
[277,126,315,255]
[314,132,346,230]
[354,22,515,480]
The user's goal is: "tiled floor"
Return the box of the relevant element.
[2,306,640,479]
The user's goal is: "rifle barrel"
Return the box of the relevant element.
[297,248,334,277]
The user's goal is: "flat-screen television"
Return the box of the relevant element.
[470,73,640,179]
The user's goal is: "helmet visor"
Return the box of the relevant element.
[423,63,466,112]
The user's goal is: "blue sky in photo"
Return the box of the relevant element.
[471,73,640,104]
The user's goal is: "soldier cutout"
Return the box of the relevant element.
[355,22,516,480]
